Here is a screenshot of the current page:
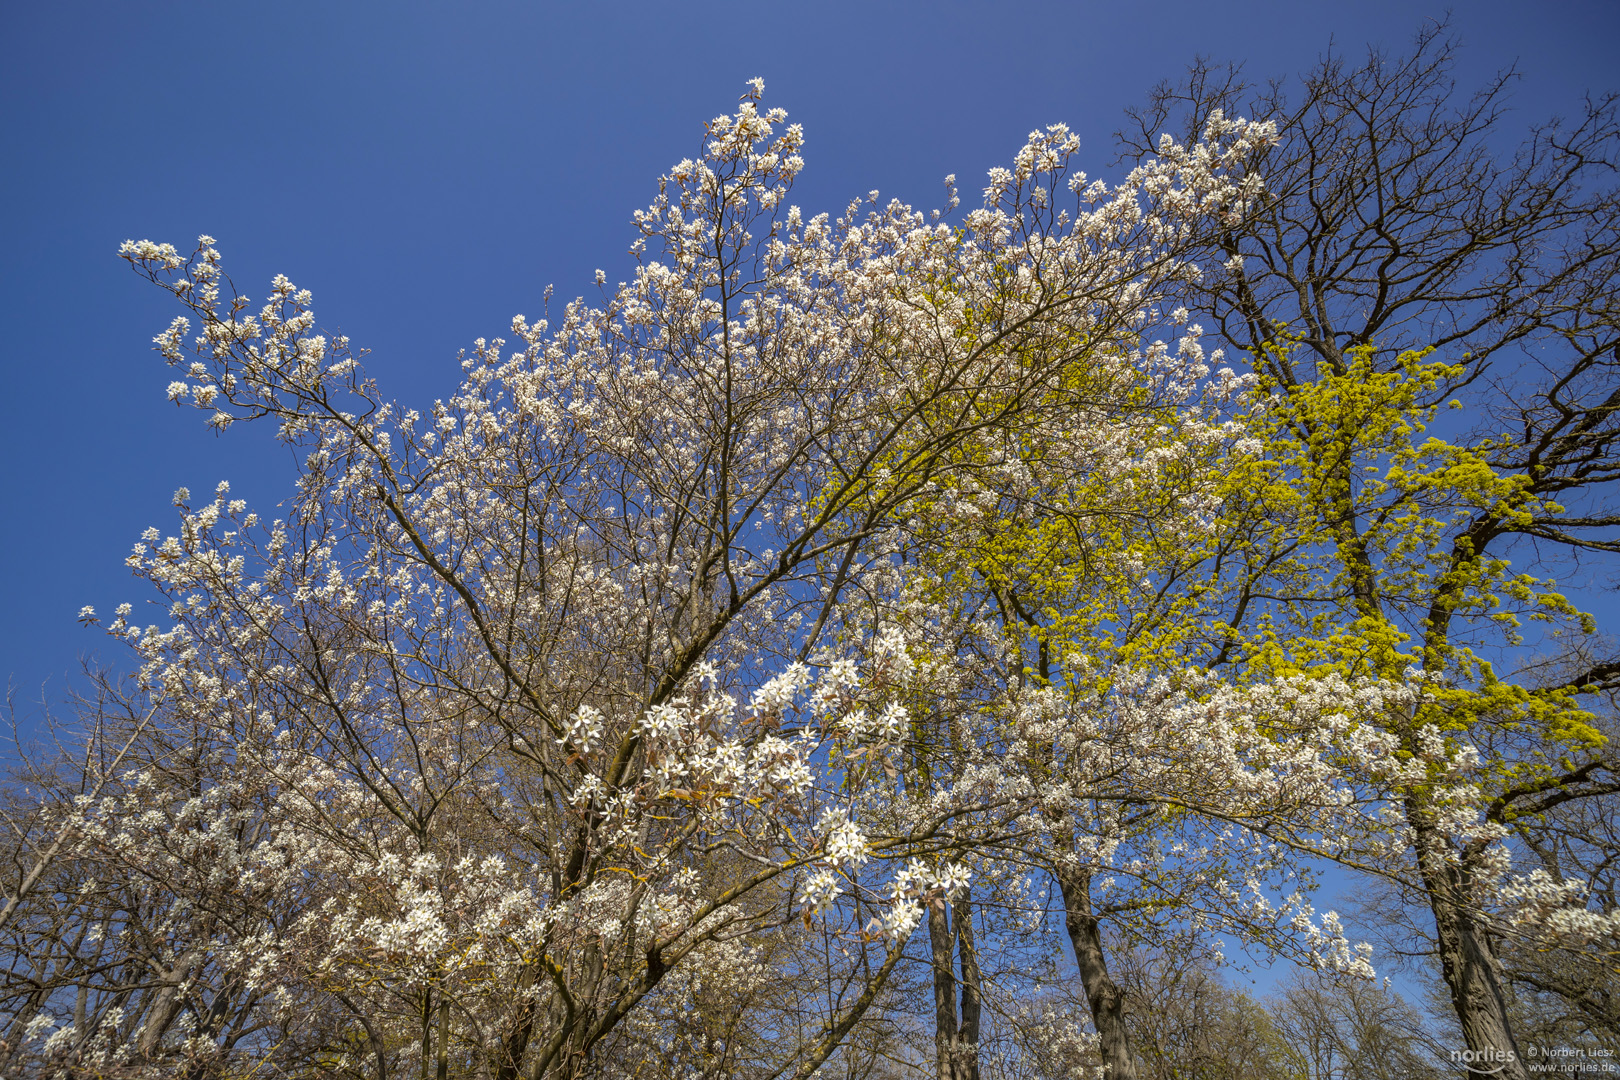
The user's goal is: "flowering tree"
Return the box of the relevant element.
[1116,31,1620,1078]
[881,307,1475,1078]
[0,82,1294,1080]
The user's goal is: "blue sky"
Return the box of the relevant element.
[2,1,1616,717]
[2,0,1617,1015]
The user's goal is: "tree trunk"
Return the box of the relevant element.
[494,964,537,1080]
[436,989,449,1080]
[1054,865,1138,1080]
[928,895,960,1080]
[420,987,432,1080]
[134,945,204,1059]
[927,890,984,1080]
[953,890,983,1080]
[1411,813,1528,1080]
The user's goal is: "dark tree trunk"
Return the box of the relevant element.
[953,890,983,1080]
[436,990,449,1080]
[1054,866,1137,1080]
[494,964,537,1080]
[928,895,960,1080]
[1411,813,1528,1080]
[926,889,985,1080]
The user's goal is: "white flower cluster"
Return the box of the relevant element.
[91,79,1559,1080]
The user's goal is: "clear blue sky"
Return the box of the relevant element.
[2,1,1616,711]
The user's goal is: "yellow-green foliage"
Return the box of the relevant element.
[1229,343,1600,755]
[910,331,1602,791]
[904,350,1230,698]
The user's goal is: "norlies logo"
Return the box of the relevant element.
[1451,1048,1518,1075]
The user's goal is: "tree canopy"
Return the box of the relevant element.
[2,38,1617,1080]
